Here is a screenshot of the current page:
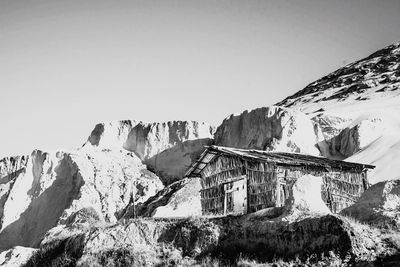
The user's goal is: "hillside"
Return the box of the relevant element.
[277,42,400,183]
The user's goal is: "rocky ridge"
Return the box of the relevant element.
[85,120,214,184]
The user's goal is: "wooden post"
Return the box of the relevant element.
[275,170,281,207]
[223,184,227,215]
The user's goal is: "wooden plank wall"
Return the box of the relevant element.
[276,166,367,213]
[199,154,368,215]
[200,155,246,215]
[246,161,278,213]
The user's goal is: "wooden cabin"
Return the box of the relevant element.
[185,146,375,215]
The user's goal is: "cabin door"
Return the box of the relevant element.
[224,177,247,215]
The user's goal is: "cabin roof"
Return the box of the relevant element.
[185,145,375,177]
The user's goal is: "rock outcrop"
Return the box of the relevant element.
[341,179,400,229]
[0,148,163,251]
[85,120,215,184]
[215,106,321,155]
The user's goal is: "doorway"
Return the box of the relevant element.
[224,177,247,215]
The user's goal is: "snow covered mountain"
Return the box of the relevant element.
[277,42,400,183]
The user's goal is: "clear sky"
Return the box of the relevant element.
[1,0,400,158]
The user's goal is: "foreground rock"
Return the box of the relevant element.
[0,148,163,251]
[85,120,215,184]
[341,179,400,229]
[214,106,322,155]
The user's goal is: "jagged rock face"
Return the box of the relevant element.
[134,177,202,218]
[85,120,215,184]
[86,120,214,160]
[0,155,29,230]
[214,106,321,155]
[0,148,163,251]
[341,179,400,229]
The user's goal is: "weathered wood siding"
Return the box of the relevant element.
[200,155,246,215]
[246,161,278,213]
[322,170,367,213]
[200,154,368,215]
[275,166,368,213]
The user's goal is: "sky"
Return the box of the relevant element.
[1,0,400,158]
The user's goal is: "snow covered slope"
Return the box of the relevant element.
[277,42,400,183]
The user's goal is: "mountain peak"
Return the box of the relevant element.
[277,41,400,112]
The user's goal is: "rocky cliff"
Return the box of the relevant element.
[85,120,214,184]
[214,106,322,155]
[0,148,163,251]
